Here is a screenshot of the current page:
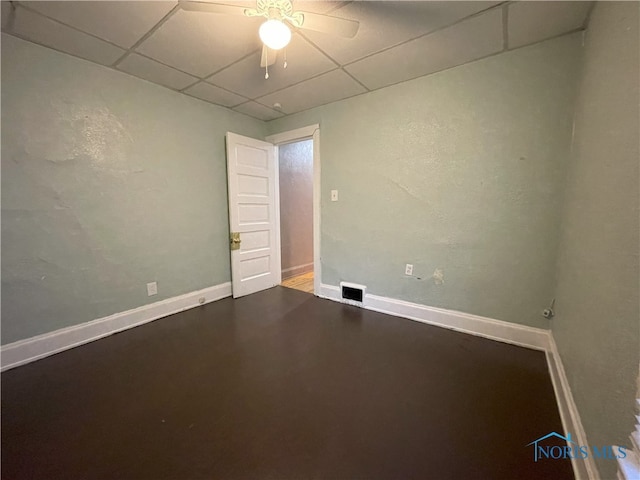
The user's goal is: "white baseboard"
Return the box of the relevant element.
[318,283,342,301]
[318,283,550,350]
[1,282,232,372]
[547,336,599,480]
[319,282,596,480]
[281,262,314,280]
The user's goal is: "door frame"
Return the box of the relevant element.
[266,124,320,296]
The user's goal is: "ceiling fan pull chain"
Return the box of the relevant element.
[265,50,269,79]
[283,48,287,69]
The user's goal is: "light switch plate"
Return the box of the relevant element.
[331,190,338,201]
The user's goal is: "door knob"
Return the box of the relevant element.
[230,232,241,251]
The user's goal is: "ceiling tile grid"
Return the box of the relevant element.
[134,8,263,78]
[301,1,501,65]
[345,7,504,91]
[24,1,176,49]
[508,1,593,49]
[1,1,594,120]
[232,101,284,121]
[118,52,199,90]
[257,68,367,114]
[6,4,126,66]
[184,81,248,107]
[207,33,337,99]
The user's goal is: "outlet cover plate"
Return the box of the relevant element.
[147,282,158,296]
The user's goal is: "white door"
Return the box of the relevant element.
[226,132,281,298]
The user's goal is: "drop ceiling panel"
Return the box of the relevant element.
[117,53,198,90]
[294,1,348,14]
[233,101,284,121]
[1,2,13,30]
[2,1,594,120]
[23,1,176,49]
[5,6,125,66]
[136,9,263,78]
[184,82,247,107]
[257,69,366,115]
[346,8,503,91]
[303,1,500,66]
[508,1,592,49]
[208,34,335,99]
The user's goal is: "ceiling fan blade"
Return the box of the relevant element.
[179,1,248,16]
[260,45,277,68]
[297,11,359,38]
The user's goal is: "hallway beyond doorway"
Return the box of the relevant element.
[281,272,314,294]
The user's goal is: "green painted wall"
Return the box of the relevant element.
[1,34,265,344]
[552,3,639,479]
[268,34,583,328]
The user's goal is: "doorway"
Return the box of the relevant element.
[266,124,321,296]
[278,139,314,293]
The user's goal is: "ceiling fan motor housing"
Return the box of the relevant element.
[246,0,304,27]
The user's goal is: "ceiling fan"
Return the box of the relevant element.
[179,0,360,76]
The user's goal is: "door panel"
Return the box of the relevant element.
[226,133,280,298]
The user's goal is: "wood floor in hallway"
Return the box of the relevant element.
[281,271,314,293]
[1,287,573,480]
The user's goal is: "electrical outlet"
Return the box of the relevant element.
[405,264,413,276]
[147,282,158,296]
[432,268,445,285]
[331,190,338,201]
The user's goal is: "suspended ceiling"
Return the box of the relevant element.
[0,1,593,120]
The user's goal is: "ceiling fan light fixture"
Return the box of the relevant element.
[259,19,291,50]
